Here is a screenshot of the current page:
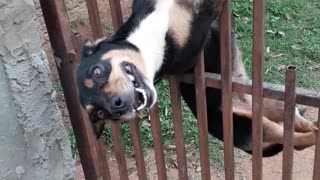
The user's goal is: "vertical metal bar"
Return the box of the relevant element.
[219,0,234,179]
[73,34,112,180]
[108,0,124,31]
[128,121,147,180]
[282,66,297,180]
[39,1,110,179]
[194,52,211,180]
[110,122,129,180]
[107,2,128,179]
[313,109,320,180]
[251,0,265,179]
[85,0,103,38]
[149,105,168,180]
[97,139,112,179]
[169,76,188,180]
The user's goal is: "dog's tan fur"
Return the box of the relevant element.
[84,79,94,89]
[85,104,94,113]
[169,0,225,47]
[101,49,147,96]
[231,43,318,150]
[168,3,192,47]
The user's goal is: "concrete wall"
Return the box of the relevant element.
[33,0,88,48]
[0,0,75,179]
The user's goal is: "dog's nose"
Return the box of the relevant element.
[109,95,129,117]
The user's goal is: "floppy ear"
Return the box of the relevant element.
[81,37,109,58]
[81,39,96,57]
[92,120,106,139]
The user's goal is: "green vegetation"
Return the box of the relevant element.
[66,0,320,168]
[234,0,320,88]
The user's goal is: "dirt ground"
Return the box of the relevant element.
[233,106,318,180]
[73,106,318,180]
[68,77,318,175]
[75,148,222,180]
[38,0,319,179]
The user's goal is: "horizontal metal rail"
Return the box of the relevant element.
[179,73,320,107]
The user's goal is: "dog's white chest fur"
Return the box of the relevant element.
[127,0,175,81]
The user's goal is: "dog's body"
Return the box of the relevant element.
[179,24,317,156]
[76,0,318,156]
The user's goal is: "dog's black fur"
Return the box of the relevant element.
[76,0,285,157]
[111,0,218,76]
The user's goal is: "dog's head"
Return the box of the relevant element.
[76,39,157,137]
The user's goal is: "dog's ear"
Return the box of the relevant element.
[81,39,96,57]
[81,37,109,58]
[92,120,106,139]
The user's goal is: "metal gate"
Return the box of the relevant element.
[39,0,320,180]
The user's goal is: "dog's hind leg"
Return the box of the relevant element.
[293,111,318,150]
[234,108,317,148]
[263,117,317,148]
[294,109,318,133]
[263,98,317,133]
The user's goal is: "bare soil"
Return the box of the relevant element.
[232,106,318,180]
[75,148,223,180]
[73,106,318,180]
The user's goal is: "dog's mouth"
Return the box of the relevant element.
[122,62,155,113]
[133,87,148,111]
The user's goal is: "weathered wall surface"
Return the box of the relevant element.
[33,0,88,48]
[0,0,75,179]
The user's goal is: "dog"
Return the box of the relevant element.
[76,0,221,136]
[76,0,318,156]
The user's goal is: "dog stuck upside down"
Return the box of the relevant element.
[75,0,318,157]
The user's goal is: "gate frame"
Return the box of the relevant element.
[39,0,320,180]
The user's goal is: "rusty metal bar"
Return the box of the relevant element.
[220,0,234,179]
[128,121,147,180]
[110,122,129,180]
[106,2,130,179]
[97,139,112,180]
[149,105,168,180]
[109,0,124,31]
[39,1,111,179]
[178,73,320,107]
[282,66,297,180]
[251,0,266,179]
[85,0,103,38]
[73,27,112,180]
[70,18,113,180]
[169,76,188,180]
[194,52,211,180]
[313,109,320,180]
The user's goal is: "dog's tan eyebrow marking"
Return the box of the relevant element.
[85,105,94,113]
[84,79,94,88]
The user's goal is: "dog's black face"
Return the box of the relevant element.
[76,39,156,136]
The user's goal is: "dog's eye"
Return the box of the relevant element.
[123,63,132,74]
[92,66,102,78]
[96,110,105,119]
